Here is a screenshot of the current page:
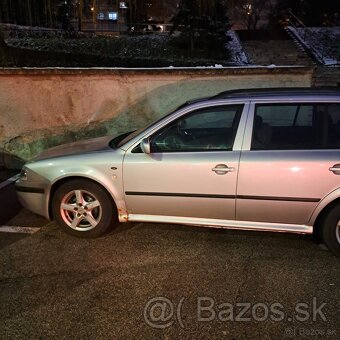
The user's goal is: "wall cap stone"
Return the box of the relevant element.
[0,66,314,77]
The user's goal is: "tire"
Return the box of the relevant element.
[321,205,340,257]
[52,179,117,238]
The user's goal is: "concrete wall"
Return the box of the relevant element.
[0,67,313,168]
[313,67,340,87]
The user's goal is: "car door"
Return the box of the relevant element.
[123,103,249,222]
[237,100,340,225]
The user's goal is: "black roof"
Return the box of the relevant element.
[211,87,340,100]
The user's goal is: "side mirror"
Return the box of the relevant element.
[140,137,151,154]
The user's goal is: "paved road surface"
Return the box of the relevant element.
[0,180,21,226]
[0,182,339,339]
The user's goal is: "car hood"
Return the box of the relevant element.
[33,136,114,161]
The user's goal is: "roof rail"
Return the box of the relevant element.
[211,87,340,100]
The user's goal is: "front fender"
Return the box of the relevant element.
[49,170,127,221]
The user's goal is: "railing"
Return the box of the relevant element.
[287,10,313,40]
[287,11,333,64]
[70,20,173,34]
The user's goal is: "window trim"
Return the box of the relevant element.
[244,101,340,152]
[148,105,244,153]
[126,101,250,154]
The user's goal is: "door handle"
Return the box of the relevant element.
[329,164,340,174]
[212,164,235,175]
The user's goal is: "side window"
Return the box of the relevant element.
[256,105,297,126]
[323,104,340,149]
[251,103,340,150]
[150,105,244,153]
[295,105,313,126]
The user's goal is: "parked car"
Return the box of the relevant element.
[16,88,340,256]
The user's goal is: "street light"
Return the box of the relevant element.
[243,3,252,16]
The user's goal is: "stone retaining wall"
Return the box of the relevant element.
[0,67,313,168]
[313,67,340,87]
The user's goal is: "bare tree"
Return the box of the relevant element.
[0,0,60,28]
[0,1,9,23]
[171,0,229,53]
[234,0,275,30]
[27,0,33,26]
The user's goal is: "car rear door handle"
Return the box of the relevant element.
[212,164,235,175]
[329,164,340,174]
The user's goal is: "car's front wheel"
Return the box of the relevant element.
[321,205,340,257]
[52,179,116,238]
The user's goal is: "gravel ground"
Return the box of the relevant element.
[0,207,339,339]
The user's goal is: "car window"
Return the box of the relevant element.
[295,105,313,126]
[117,98,210,148]
[256,105,297,126]
[149,105,244,153]
[251,103,340,150]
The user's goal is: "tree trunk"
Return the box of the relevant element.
[47,0,53,28]
[78,0,83,31]
[190,30,194,54]
[0,1,9,23]
[27,0,32,26]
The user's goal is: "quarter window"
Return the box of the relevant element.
[251,103,340,150]
[150,105,244,153]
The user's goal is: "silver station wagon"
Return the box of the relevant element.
[16,88,340,256]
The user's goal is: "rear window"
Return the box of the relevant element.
[251,103,340,150]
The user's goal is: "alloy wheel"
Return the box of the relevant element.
[60,189,102,231]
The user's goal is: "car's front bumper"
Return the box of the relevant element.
[15,182,51,220]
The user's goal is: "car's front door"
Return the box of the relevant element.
[123,103,248,222]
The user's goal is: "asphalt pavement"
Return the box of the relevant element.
[0,179,21,226]
[0,181,339,339]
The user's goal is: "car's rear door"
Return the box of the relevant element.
[123,102,249,221]
[237,99,340,225]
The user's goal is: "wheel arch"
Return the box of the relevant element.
[48,176,119,221]
[312,197,340,242]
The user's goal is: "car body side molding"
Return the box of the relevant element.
[125,191,320,203]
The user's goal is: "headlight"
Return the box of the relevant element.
[20,167,28,181]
